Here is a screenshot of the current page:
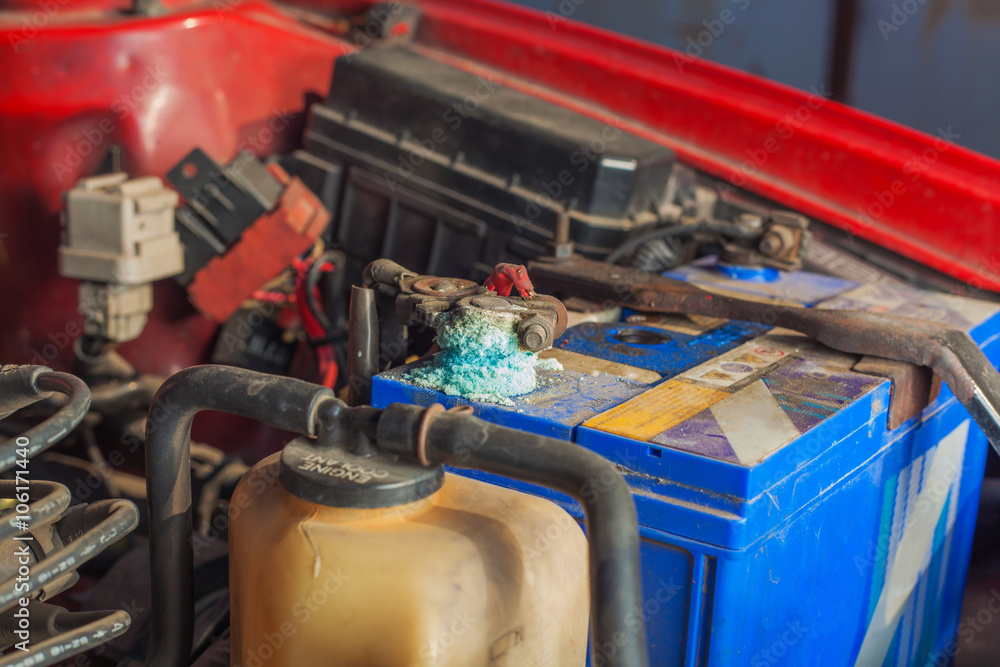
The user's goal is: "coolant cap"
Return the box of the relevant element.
[279,437,444,508]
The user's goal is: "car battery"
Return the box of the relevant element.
[371,263,1000,667]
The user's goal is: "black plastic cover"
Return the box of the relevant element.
[301,47,675,284]
[173,207,225,285]
[280,437,444,508]
[325,47,672,220]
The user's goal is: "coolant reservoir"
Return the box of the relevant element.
[229,437,590,666]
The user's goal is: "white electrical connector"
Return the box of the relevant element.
[59,173,184,343]
[59,172,183,283]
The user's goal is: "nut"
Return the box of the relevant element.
[759,226,796,259]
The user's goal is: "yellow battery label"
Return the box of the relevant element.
[584,380,729,441]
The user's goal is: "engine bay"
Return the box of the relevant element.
[3,2,1000,666]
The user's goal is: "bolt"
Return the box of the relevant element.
[554,211,571,245]
[759,233,782,256]
[521,323,548,352]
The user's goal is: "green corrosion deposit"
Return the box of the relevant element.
[407,308,561,405]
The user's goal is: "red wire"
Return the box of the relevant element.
[293,255,338,389]
[251,290,292,304]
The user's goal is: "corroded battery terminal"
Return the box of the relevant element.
[348,260,568,404]
[362,259,566,353]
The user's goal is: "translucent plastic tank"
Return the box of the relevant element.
[229,441,589,667]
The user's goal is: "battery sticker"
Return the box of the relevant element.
[584,338,796,442]
[583,380,731,441]
[584,337,884,466]
[819,282,1000,329]
[853,420,968,667]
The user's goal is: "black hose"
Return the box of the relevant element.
[142,366,338,667]
[376,404,649,667]
[347,286,378,406]
[604,218,757,265]
[88,375,161,414]
[0,366,52,420]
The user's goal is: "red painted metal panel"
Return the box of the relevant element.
[0,0,352,374]
[0,1,352,454]
[408,0,1000,292]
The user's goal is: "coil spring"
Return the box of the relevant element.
[630,238,683,273]
[0,366,138,667]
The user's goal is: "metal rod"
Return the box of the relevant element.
[529,256,1000,453]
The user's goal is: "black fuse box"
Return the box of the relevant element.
[298,46,675,283]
